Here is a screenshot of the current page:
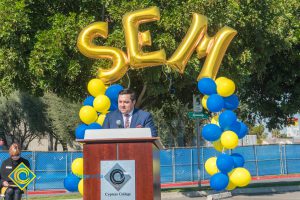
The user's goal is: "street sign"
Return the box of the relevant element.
[193,94,203,112]
[188,112,209,119]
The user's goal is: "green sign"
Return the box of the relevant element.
[188,112,209,119]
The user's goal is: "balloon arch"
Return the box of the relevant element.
[63,6,251,195]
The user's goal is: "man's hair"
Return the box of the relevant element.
[9,143,21,156]
[119,89,136,101]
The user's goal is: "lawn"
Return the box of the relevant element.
[28,194,82,200]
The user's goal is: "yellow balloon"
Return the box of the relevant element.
[221,131,238,149]
[77,22,129,84]
[201,95,209,110]
[123,7,166,68]
[211,115,219,125]
[167,13,208,73]
[205,157,218,175]
[78,179,84,196]
[93,95,111,113]
[229,167,251,187]
[97,114,106,126]
[79,106,98,124]
[226,180,236,190]
[87,79,106,97]
[71,158,83,177]
[212,140,226,152]
[215,77,236,97]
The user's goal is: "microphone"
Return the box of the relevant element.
[116,120,122,128]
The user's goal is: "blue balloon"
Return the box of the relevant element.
[75,124,88,139]
[87,122,102,130]
[64,174,80,192]
[202,124,222,141]
[219,110,237,130]
[227,121,241,133]
[237,122,248,139]
[105,84,124,103]
[210,172,229,191]
[83,96,95,106]
[207,94,224,112]
[109,101,118,111]
[217,154,234,173]
[231,153,245,167]
[197,78,217,95]
[223,94,239,110]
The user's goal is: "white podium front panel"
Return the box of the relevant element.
[84,128,152,139]
[101,160,135,200]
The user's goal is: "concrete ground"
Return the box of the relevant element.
[161,182,300,200]
[163,191,300,200]
[65,191,300,200]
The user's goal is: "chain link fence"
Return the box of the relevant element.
[1,144,300,190]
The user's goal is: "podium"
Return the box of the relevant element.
[76,128,163,200]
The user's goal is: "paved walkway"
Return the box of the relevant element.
[164,191,300,200]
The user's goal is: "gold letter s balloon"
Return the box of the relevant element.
[77,22,129,84]
[122,6,166,67]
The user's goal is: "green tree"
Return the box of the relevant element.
[271,128,288,138]
[0,0,299,143]
[271,129,281,138]
[249,124,267,144]
[152,97,195,147]
[0,91,47,149]
[42,92,82,151]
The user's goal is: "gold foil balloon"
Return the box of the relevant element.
[122,6,166,67]
[77,7,237,84]
[87,79,106,97]
[197,27,237,80]
[77,22,129,84]
[167,14,207,73]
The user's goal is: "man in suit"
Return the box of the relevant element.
[102,89,158,137]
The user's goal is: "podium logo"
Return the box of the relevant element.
[104,163,131,191]
[8,162,36,190]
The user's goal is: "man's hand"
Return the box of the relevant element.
[136,125,143,128]
[3,181,9,187]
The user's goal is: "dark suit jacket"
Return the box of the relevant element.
[0,157,30,186]
[102,109,158,137]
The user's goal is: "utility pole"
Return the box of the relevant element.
[190,95,209,188]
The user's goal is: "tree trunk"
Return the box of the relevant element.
[48,133,54,151]
[135,83,147,108]
[59,139,68,151]
[54,139,58,151]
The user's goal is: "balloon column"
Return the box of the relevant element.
[64,78,124,195]
[198,77,251,191]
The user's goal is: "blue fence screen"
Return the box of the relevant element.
[0,144,299,190]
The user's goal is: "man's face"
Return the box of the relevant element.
[118,94,135,114]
